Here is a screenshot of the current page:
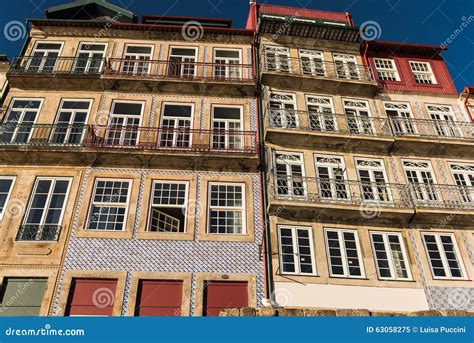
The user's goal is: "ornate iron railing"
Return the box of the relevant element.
[9,56,106,75]
[16,225,61,241]
[0,123,90,146]
[409,183,474,210]
[389,117,474,141]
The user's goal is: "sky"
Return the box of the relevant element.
[0,0,473,91]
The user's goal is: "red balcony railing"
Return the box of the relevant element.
[86,125,258,154]
[104,59,255,82]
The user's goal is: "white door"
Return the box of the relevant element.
[27,42,63,73]
[314,155,349,201]
[403,161,439,203]
[427,105,460,137]
[264,46,290,72]
[356,159,391,202]
[299,49,325,76]
[306,96,336,131]
[384,102,416,135]
[214,49,241,79]
[105,102,143,146]
[168,47,197,78]
[73,43,106,74]
[268,92,297,128]
[274,153,306,198]
[211,106,242,150]
[343,99,374,135]
[450,164,474,203]
[121,45,153,75]
[333,53,359,79]
[159,103,193,148]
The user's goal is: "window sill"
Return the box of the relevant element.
[75,228,133,239]
[136,231,194,241]
[198,232,254,243]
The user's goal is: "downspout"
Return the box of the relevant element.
[253,3,275,303]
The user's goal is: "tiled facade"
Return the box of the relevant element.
[0,0,472,316]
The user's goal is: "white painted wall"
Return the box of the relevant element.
[274,282,429,311]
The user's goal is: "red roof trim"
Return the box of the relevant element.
[367,40,446,53]
[258,4,352,25]
[141,15,233,25]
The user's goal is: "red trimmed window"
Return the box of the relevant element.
[65,279,117,316]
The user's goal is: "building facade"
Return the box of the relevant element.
[0,0,472,316]
[0,0,264,316]
[248,3,474,312]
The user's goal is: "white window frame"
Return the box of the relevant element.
[369,231,412,281]
[158,102,194,148]
[73,42,108,73]
[20,177,72,240]
[402,159,439,202]
[264,46,291,73]
[207,182,246,235]
[121,44,154,75]
[86,178,132,232]
[27,41,64,72]
[324,228,365,278]
[268,91,298,129]
[449,163,474,202]
[211,104,243,151]
[383,102,417,135]
[426,104,460,137]
[51,98,92,145]
[421,232,467,280]
[298,49,326,76]
[373,58,400,81]
[314,154,350,202]
[333,53,359,79]
[2,98,44,143]
[342,98,374,135]
[213,48,242,79]
[0,176,16,220]
[355,157,392,203]
[409,60,437,84]
[147,180,189,233]
[106,100,145,146]
[278,225,316,276]
[273,151,307,199]
[305,95,336,131]
[168,46,198,78]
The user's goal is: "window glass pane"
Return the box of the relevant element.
[215,50,240,58]
[171,48,196,56]
[112,103,143,116]
[126,46,152,54]
[213,107,241,120]
[163,104,192,117]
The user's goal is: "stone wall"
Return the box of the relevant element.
[220,307,474,317]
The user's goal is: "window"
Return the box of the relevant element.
[214,49,241,79]
[268,92,297,128]
[148,181,188,233]
[314,155,348,201]
[0,278,47,316]
[0,177,15,219]
[370,232,411,280]
[274,152,306,198]
[73,43,107,74]
[168,47,197,78]
[426,105,460,137]
[105,101,144,146]
[402,160,438,203]
[278,226,316,275]
[355,158,391,202]
[159,103,193,148]
[121,45,153,75]
[333,53,359,80]
[51,99,91,145]
[16,177,71,241]
[208,183,245,234]
[450,164,474,203]
[27,42,63,73]
[384,102,416,135]
[373,58,400,81]
[422,233,465,279]
[409,61,436,84]
[343,99,373,135]
[306,95,336,132]
[325,228,364,278]
[66,279,117,316]
[264,46,290,72]
[211,106,242,150]
[87,179,131,231]
[0,99,42,144]
[299,49,325,76]
[135,280,183,316]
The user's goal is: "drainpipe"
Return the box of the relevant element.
[252,2,275,303]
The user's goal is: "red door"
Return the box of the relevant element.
[66,279,117,316]
[203,281,248,316]
[135,280,183,316]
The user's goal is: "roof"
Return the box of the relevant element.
[45,0,136,23]
[141,16,233,28]
[0,54,8,62]
[28,19,254,37]
[258,4,353,26]
[366,40,446,55]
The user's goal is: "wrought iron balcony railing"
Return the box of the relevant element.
[265,108,393,137]
[104,59,254,82]
[409,183,474,210]
[389,117,474,141]
[0,123,90,146]
[86,125,258,154]
[9,56,106,75]
[16,225,61,241]
[261,56,374,82]
[269,175,413,209]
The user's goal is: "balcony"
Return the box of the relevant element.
[267,175,413,224]
[16,225,61,242]
[8,56,105,90]
[390,117,474,157]
[264,108,393,152]
[260,56,377,96]
[102,59,255,95]
[409,183,474,225]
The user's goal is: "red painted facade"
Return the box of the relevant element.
[203,281,248,316]
[366,41,457,95]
